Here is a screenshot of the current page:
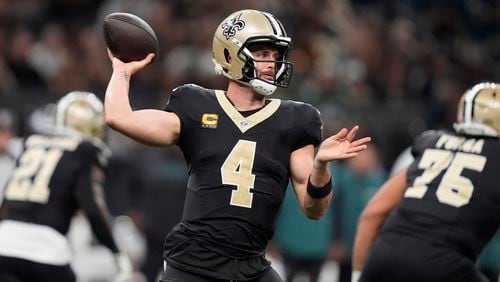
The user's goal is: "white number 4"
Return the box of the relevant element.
[221,140,257,208]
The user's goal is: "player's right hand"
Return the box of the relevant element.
[107,49,155,76]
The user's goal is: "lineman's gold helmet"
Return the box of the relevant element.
[454,82,500,137]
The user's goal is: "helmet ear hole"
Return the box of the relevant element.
[224,48,231,63]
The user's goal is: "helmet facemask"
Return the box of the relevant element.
[239,38,293,95]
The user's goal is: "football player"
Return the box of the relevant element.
[0,92,131,282]
[351,82,500,282]
[105,9,371,282]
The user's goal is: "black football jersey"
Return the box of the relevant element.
[381,130,500,260]
[164,84,322,262]
[1,133,109,235]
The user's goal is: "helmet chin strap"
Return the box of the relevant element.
[249,79,277,96]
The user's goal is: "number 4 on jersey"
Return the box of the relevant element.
[221,140,257,208]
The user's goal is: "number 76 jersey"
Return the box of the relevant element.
[164,84,322,255]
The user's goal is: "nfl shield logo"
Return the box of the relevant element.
[239,120,249,132]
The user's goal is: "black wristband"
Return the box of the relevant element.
[307,177,333,199]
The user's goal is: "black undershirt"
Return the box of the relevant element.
[239,108,262,117]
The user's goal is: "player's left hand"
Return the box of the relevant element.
[351,270,362,282]
[114,252,133,282]
[315,125,371,162]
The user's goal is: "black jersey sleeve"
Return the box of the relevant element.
[164,84,206,120]
[164,84,210,149]
[74,165,119,253]
[292,103,322,151]
[74,140,119,253]
[165,85,187,118]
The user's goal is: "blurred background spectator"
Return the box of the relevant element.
[0,108,22,204]
[1,0,499,281]
[271,181,336,282]
[329,144,387,282]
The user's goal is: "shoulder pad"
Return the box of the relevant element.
[79,139,111,167]
[165,84,218,121]
[172,83,207,93]
[411,130,442,157]
[283,100,323,148]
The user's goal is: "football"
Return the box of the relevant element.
[103,12,159,63]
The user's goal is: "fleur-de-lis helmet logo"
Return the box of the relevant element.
[221,13,245,40]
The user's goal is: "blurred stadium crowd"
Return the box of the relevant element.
[1,0,499,281]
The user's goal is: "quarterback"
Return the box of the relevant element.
[105,9,371,282]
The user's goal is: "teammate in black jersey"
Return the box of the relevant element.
[105,9,371,282]
[0,92,131,282]
[351,82,500,282]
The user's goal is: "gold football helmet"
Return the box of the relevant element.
[454,82,500,137]
[55,91,105,140]
[212,9,293,96]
